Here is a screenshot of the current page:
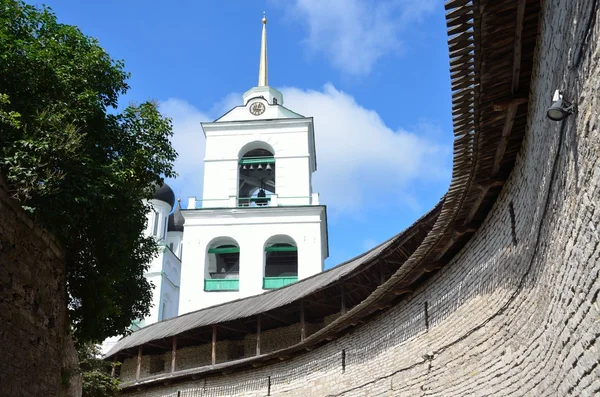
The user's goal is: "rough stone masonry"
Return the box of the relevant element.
[124,0,600,395]
[0,179,80,397]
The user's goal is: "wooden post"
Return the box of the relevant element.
[340,283,347,315]
[211,325,217,365]
[300,300,306,341]
[256,314,261,356]
[135,346,142,381]
[171,336,177,373]
[379,261,385,285]
[110,355,117,377]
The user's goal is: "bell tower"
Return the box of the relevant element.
[179,15,328,314]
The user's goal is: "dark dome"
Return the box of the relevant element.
[168,199,184,232]
[153,181,175,210]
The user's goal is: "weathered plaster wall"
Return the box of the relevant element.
[125,1,600,395]
[0,181,81,397]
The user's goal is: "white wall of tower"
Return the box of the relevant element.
[178,206,326,314]
[200,108,317,209]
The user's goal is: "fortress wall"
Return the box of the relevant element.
[127,1,600,395]
[0,182,80,397]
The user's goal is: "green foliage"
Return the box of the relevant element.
[0,0,177,342]
[78,343,120,397]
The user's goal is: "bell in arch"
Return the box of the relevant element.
[256,188,268,206]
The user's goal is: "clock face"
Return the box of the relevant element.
[249,102,266,116]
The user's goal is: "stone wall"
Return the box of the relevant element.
[125,1,600,395]
[0,181,80,397]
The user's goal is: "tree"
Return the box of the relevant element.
[77,343,120,397]
[0,0,178,342]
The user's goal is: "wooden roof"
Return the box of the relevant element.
[114,0,543,389]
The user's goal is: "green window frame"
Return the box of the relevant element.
[262,276,298,289]
[238,156,275,165]
[264,245,297,252]
[208,246,240,254]
[204,279,239,291]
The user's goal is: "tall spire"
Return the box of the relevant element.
[258,12,268,87]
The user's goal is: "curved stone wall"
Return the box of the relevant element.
[126,1,600,396]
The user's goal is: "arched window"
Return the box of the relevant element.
[238,144,275,207]
[263,236,298,289]
[160,293,171,321]
[205,238,240,291]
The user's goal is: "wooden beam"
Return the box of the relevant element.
[473,178,504,190]
[111,355,117,377]
[304,298,338,310]
[171,336,177,373]
[340,283,347,315]
[393,288,413,296]
[467,185,490,224]
[492,97,527,111]
[211,325,217,366]
[342,281,371,289]
[144,341,168,349]
[453,225,477,237]
[177,333,204,342]
[512,0,526,94]
[216,323,249,334]
[261,311,291,326]
[492,103,518,175]
[300,300,306,341]
[256,314,261,356]
[424,262,444,273]
[135,346,142,381]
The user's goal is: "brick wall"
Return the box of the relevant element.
[124,1,600,395]
[0,182,80,397]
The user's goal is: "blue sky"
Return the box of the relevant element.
[39,0,453,268]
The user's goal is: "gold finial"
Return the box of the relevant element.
[258,12,268,86]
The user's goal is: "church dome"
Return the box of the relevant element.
[153,181,175,210]
[168,199,184,232]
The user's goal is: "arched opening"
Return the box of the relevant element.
[263,236,298,289]
[205,238,240,291]
[238,144,275,207]
[160,293,171,321]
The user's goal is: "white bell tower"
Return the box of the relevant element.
[179,15,328,314]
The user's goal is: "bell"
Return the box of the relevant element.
[257,163,263,171]
[249,164,254,170]
[242,164,247,170]
[265,163,272,174]
[256,189,268,206]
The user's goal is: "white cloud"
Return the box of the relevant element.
[282,84,449,215]
[285,0,437,75]
[160,84,450,214]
